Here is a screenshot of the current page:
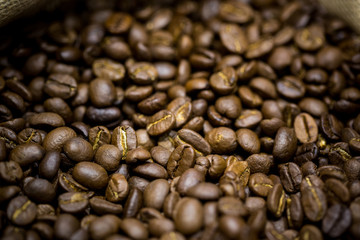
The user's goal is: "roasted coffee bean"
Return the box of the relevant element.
[144,179,169,210]
[167,145,195,178]
[301,176,327,222]
[39,151,60,180]
[320,113,343,140]
[7,196,37,226]
[236,128,260,154]
[299,225,323,240]
[89,78,116,107]
[147,110,175,136]
[89,126,111,151]
[73,162,109,190]
[177,128,211,156]
[54,214,80,240]
[92,58,125,82]
[0,161,22,184]
[58,192,89,214]
[129,62,158,85]
[94,144,121,171]
[173,197,203,235]
[279,162,302,193]
[273,127,297,162]
[209,67,237,95]
[89,214,121,240]
[246,153,272,175]
[44,74,77,99]
[10,143,45,167]
[176,168,205,195]
[286,194,303,229]
[316,46,343,70]
[43,127,77,152]
[23,178,56,203]
[133,162,168,180]
[322,204,351,238]
[123,187,143,218]
[120,218,149,240]
[246,36,274,59]
[219,23,248,54]
[59,172,89,192]
[214,95,242,119]
[187,182,222,200]
[89,196,123,215]
[167,97,192,128]
[249,173,274,197]
[64,137,93,162]
[235,109,263,129]
[267,183,286,218]
[205,127,236,154]
[294,113,318,143]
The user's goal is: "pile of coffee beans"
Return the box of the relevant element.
[1,0,360,239]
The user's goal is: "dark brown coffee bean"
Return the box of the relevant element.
[123,187,143,218]
[316,46,343,70]
[120,218,149,240]
[173,197,203,235]
[0,185,20,204]
[249,77,277,99]
[322,204,351,238]
[276,76,306,100]
[129,62,158,85]
[286,194,303,229]
[238,86,262,108]
[38,151,60,180]
[64,137,93,162]
[58,192,89,214]
[7,196,36,226]
[167,97,192,128]
[147,110,175,136]
[10,143,45,167]
[54,214,80,240]
[209,67,237,95]
[177,128,211,156]
[245,153,272,175]
[1,91,26,114]
[219,1,253,23]
[23,178,56,203]
[187,182,222,200]
[219,23,248,54]
[218,196,248,217]
[299,225,323,240]
[207,105,232,127]
[43,127,77,152]
[105,12,132,34]
[214,95,242,119]
[235,109,263,128]
[16,128,38,146]
[320,113,343,140]
[144,179,169,210]
[89,215,121,240]
[73,162,109,190]
[167,145,195,178]
[294,113,318,144]
[273,127,297,162]
[245,37,274,59]
[92,58,125,82]
[300,176,327,222]
[133,162,168,180]
[59,172,89,192]
[267,183,286,218]
[176,168,205,195]
[89,197,123,215]
[89,78,116,107]
[279,162,302,193]
[295,25,324,51]
[325,178,350,203]
[44,74,77,99]
[249,173,274,197]
[236,128,260,154]
[125,85,153,102]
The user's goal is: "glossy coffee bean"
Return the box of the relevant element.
[73,162,109,190]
